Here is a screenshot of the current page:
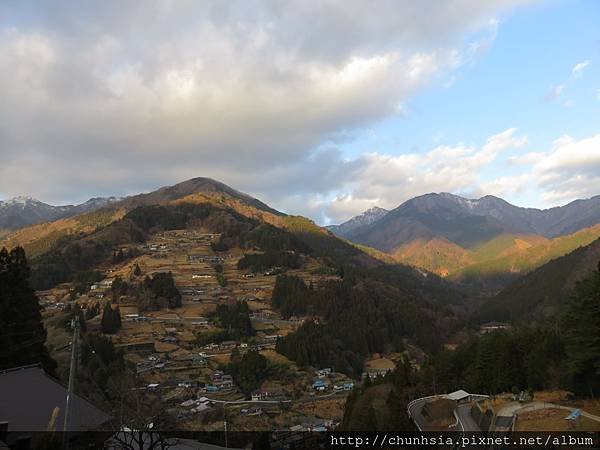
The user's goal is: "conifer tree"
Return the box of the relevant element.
[0,247,56,373]
[563,263,600,397]
[101,304,122,334]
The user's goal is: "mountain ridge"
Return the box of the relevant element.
[327,206,388,237]
[0,195,121,231]
[332,192,600,288]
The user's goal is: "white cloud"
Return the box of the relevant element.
[571,60,590,78]
[476,174,530,197]
[0,0,530,211]
[508,151,544,165]
[523,134,600,204]
[322,128,528,222]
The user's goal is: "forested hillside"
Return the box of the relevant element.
[474,237,600,324]
[342,264,600,431]
[275,273,462,378]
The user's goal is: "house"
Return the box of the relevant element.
[217,375,233,389]
[219,341,237,349]
[0,365,111,447]
[343,382,354,391]
[191,403,209,414]
[99,279,114,289]
[204,385,219,393]
[251,389,287,401]
[316,368,332,377]
[479,322,510,334]
[312,379,329,391]
[364,368,389,379]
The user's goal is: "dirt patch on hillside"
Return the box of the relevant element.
[422,398,455,430]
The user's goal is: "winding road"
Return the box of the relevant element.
[407,394,488,432]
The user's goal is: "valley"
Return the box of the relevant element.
[2,178,600,443]
[331,193,600,291]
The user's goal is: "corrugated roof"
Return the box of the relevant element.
[446,389,470,401]
[0,365,111,431]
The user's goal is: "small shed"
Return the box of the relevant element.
[446,389,471,403]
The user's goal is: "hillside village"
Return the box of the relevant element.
[37,228,373,432]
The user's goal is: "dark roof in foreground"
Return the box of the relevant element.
[0,365,111,432]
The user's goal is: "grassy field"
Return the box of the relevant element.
[516,408,600,432]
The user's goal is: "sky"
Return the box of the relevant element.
[0,0,599,225]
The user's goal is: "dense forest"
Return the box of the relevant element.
[429,327,564,395]
[341,358,422,431]
[213,301,255,339]
[275,275,459,378]
[237,250,301,273]
[222,350,270,395]
[29,219,145,290]
[422,264,600,398]
[138,272,182,311]
[473,238,600,324]
[110,272,181,312]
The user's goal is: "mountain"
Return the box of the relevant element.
[63,197,121,217]
[341,193,600,287]
[345,193,516,251]
[119,177,282,217]
[0,178,285,258]
[473,237,600,324]
[327,206,388,237]
[0,177,281,235]
[438,193,600,238]
[0,195,120,231]
[347,193,600,251]
[0,177,467,316]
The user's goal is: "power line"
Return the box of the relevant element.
[63,317,79,450]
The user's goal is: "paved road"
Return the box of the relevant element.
[456,403,480,431]
[202,389,349,406]
[407,398,431,431]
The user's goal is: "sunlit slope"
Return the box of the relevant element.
[389,224,600,283]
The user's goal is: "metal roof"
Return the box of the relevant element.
[0,365,111,431]
[446,389,471,401]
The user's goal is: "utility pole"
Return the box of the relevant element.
[63,317,80,449]
[223,403,228,449]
